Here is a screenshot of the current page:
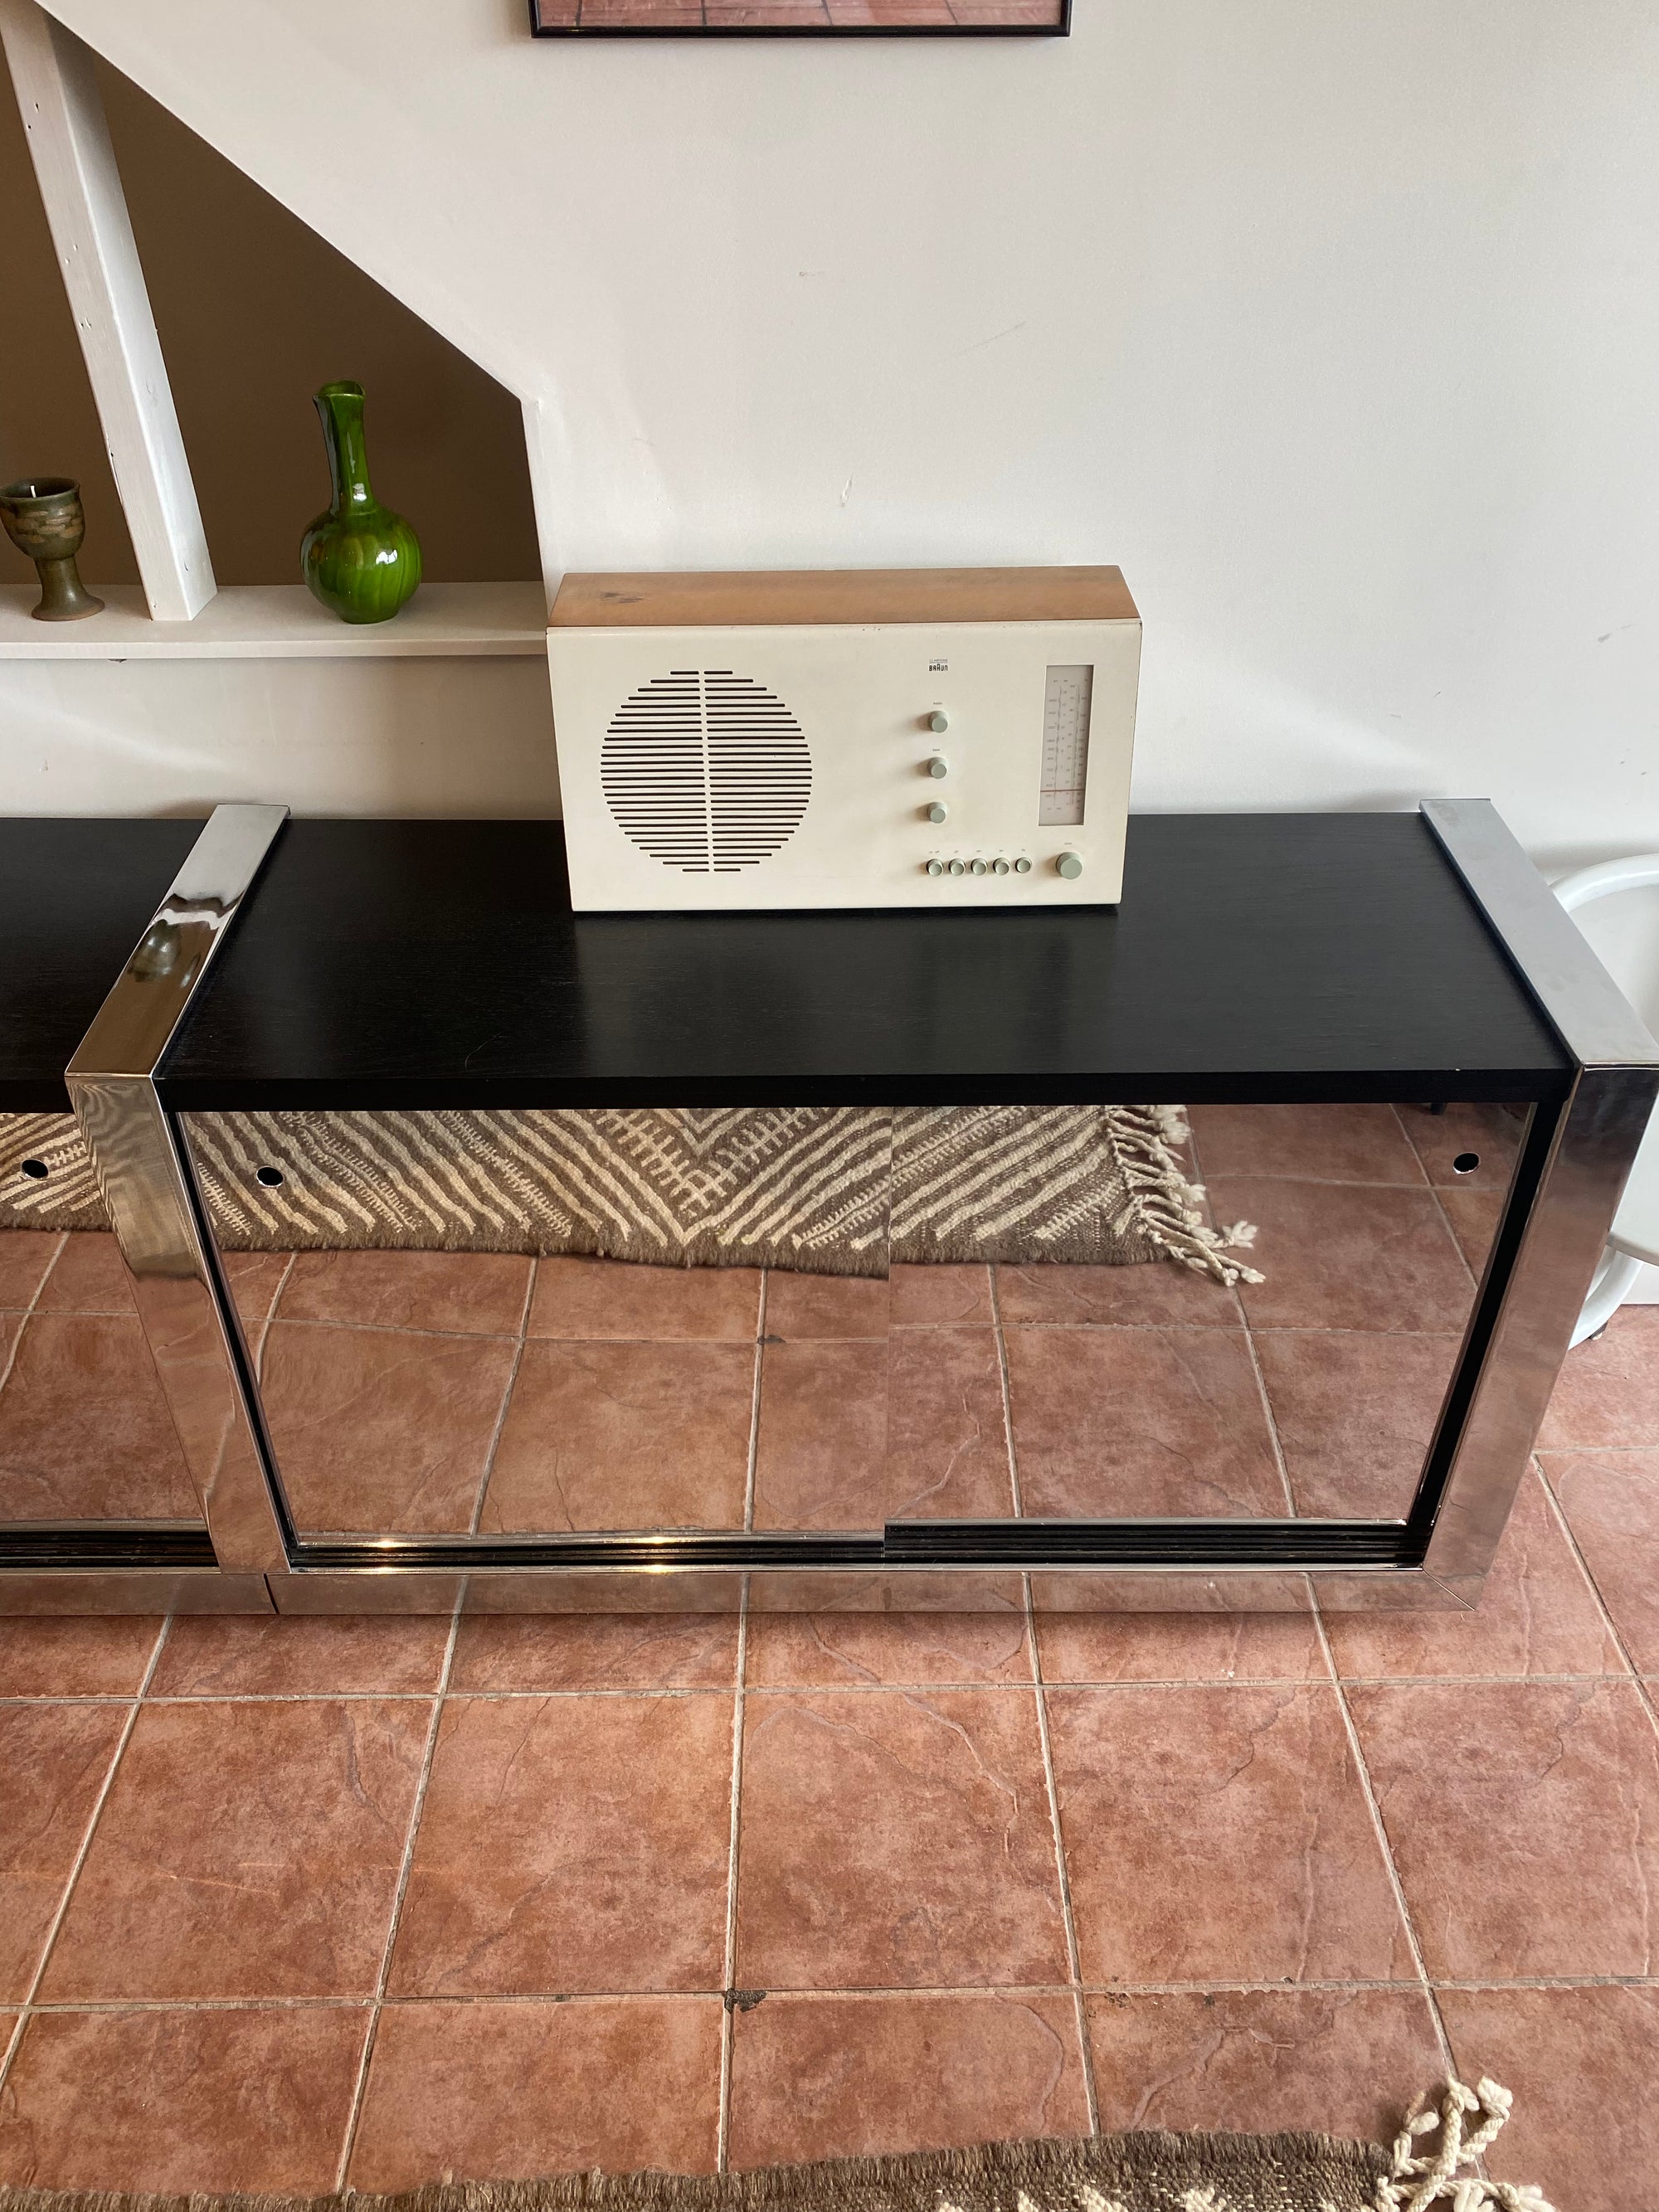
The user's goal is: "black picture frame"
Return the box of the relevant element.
[529,2,1070,36]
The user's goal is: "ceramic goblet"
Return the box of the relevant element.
[0,476,105,621]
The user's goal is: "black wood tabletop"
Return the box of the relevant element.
[0,818,202,1111]
[151,813,1570,1109]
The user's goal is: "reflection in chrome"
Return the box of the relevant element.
[66,805,290,1575]
[1420,800,1659,1578]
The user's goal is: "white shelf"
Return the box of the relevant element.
[0,581,548,659]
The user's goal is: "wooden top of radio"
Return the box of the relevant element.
[548,565,1138,630]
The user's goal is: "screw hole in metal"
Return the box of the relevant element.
[1452,1152,1480,1175]
[255,1166,285,1189]
[20,1159,48,1181]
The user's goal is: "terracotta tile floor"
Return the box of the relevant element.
[0,1301,1656,2202]
[1,1101,1655,2203]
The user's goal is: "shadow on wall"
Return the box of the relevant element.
[0,46,542,590]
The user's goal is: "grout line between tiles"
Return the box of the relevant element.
[260,1315,525,1344]
[333,1602,463,2189]
[469,1257,539,1537]
[722,1262,763,2166]
[1180,1117,1236,1324]
[1204,1172,1444,1192]
[1536,1438,1659,1455]
[986,1266,1024,1517]
[1310,1606,1457,2078]
[1196,1108,1326,1519]
[1383,1103,1435,1191]
[0,1610,173,2097]
[262,1250,300,1330]
[1241,1326,1298,1518]
[4,1668,1643,1711]
[1026,1573,1098,2134]
[10,1971,1658,2018]
[999,1321,1467,1338]
[1192,1111,1303,1523]
[249,1252,299,1388]
[716,1587,750,2174]
[1420,1185,1481,1298]
[0,1230,70,1397]
[743,1275,767,1536]
[1533,1456,1659,1735]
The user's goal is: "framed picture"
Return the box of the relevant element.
[529,2,1069,34]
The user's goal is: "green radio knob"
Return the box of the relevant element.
[927,802,948,824]
[971,858,988,876]
[1014,857,1032,874]
[993,858,1010,875]
[928,710,950,735]
[1057,852,1083,880]
[926,858,944,878]
[927,756,948,780]
[948,858,966,877]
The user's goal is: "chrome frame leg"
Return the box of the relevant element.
[1421,801,1659,1581]
[1422,1065,1657,1578]
[66,805,291,1577]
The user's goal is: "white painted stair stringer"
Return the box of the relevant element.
[28,0,583,596]
[1,0,217,620]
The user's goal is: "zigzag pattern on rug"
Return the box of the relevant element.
[0,1107,1262,1285]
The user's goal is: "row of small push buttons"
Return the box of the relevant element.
[925,852,1084,879]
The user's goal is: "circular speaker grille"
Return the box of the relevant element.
[601,669,811,873]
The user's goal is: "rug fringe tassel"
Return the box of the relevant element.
[1107,1106,1265,1290]
[1377,2078,1554,2211]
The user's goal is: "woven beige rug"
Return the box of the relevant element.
[0,2079,1551,2212]
[0,1106,1261,1285]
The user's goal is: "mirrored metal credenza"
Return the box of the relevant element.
[2,804,1654,1616]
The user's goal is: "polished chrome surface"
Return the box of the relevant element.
[1311,1571,1477,1612]
[71,806,292,1085]
[66,805,290,1575]
[261,1565,1477,1616]
[1418,800,1659,1582]
[1423,1065,1657,1578]
[1422,799,1659,1071]
[0,1570,273,1615]
[271,1568,733,1616]
[266,1568,469,1616]
[746,1570,1027,1615]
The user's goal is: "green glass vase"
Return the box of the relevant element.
[301,381,421,624]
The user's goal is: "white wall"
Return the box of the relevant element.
[0,657,558,816]
[10,0,1659,869]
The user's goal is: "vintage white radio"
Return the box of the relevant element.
[547,566,1141,912]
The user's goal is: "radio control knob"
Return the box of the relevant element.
[971,858,988,876]
[928,710,950,735]
[948,858,966,877]
[927,756,948,780]
[1057,851,1083,880]
[1014,857,1032,874]
[993,858,1010,875]
[927,802,947,824]
[926,859,944,878]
